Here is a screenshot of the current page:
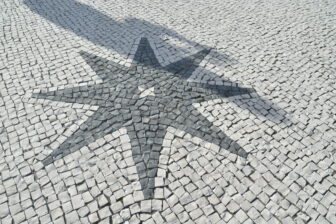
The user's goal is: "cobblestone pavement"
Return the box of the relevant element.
[1,0,335,223]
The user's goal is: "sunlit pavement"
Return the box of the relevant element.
[0,0,335,223]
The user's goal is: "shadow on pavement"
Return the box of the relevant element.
[24,0,291,125]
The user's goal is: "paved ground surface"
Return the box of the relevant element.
[1,0,336,223]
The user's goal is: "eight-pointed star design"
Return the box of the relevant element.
[33,38,254,198]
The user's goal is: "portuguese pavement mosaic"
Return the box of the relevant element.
[0,0,335,223]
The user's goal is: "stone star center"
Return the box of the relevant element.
[138,86,155,98]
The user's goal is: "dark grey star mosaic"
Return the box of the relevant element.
[33,38,254,198]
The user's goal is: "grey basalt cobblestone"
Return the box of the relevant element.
[31,37,252,200]
[1,0,336,223]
